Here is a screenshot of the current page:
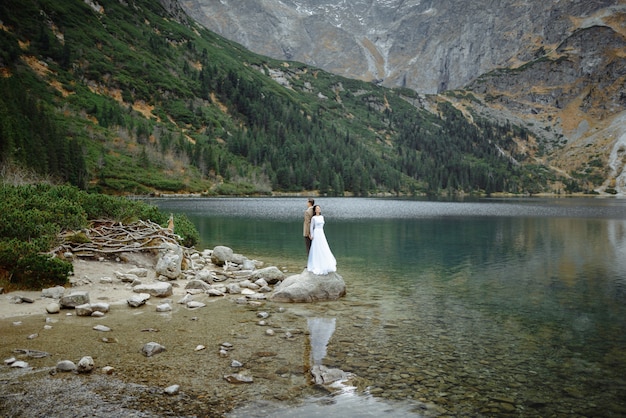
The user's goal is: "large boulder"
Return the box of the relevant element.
[270,270,346,303]
[211,246,233,266]
[156,243,183,280]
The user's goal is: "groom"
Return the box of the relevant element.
[303,197,315,256]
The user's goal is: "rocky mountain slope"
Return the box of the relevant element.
[181,0,626,195]
[179,0,620,93]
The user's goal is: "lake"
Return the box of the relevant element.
[150,196,626,417]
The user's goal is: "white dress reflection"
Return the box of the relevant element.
[307,317,336,365]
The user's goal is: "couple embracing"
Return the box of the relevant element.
[303,198,337,275]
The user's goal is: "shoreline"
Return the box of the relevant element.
[0,252,319,417]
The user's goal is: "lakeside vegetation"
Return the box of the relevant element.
[0,182,198,290]
[0,0,572,198]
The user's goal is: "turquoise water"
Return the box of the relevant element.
[150,197,626,416]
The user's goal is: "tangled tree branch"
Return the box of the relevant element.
[52,219,182,259]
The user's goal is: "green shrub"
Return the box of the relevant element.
[0,184,198,289]
[173,214,199,248]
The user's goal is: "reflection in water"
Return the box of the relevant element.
[307,317,336,365]
[154,197,626,416]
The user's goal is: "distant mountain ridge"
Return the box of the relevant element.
[181,0,626,195]
[179,0,622,93]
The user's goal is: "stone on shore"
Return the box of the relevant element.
[270,270,346,303]
[127,293,151,307]
[211,246,233,266]
[76,302,110,317]
[59,291,90,308]
[133,282,173,297]
[77,356,95,373]
[56,360,77,372]
[156,242,183,280]
[41,286,65,299]
[251,266,285,284]
[141,342,166,357]
[46,302,61,314]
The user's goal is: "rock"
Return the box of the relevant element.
[239,280,260,290]
[231,253,248,265]
[211,246,233,266]
[115,272,139,283]
[311,364,347,385]
[10,360,29,368]
[177,294,193,304]
[271,270,346,303]
[102,366,115,375]
[156,243,183,280]
[164,384,180,395]
[75,302,110,317]
[4,357,16,365]
[141,342,166,357]
[77,356,95,373]
[46,302,60,314]
[127,293,151,307]
[59,291,90,308]
[206,288,225,297]
[242,259,257,270]
[254,278,269,287]
[226,283,242,294]
[126,267,148,277]
[93,325,111,332]
[185,279,212,292]
[231,360,243,368]
[41,285,65,299]
[19,296,35,303]
[251,266,285,284]
[156,303,172,312]
[57,360,77,372]
[223,373,253,384]
[195,270,214,283]
[187,301,206,309]
[133,282,173,297]
[246,293,267,301]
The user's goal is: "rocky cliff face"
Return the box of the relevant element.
[179,0,621,94]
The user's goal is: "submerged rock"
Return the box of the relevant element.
[223,373,253,384]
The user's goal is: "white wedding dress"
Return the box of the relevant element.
[307,215,337,275]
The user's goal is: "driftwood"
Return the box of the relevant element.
[53,219,181,259]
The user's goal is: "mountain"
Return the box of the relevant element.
[180,0,626,195]
[0,0,613,196]
[179,0,621,93]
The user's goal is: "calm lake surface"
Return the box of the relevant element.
[150,196,626,417]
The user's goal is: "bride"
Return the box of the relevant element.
[307,205,337,275]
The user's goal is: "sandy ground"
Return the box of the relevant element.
[0,255,317,417]
[0,254,164,319]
